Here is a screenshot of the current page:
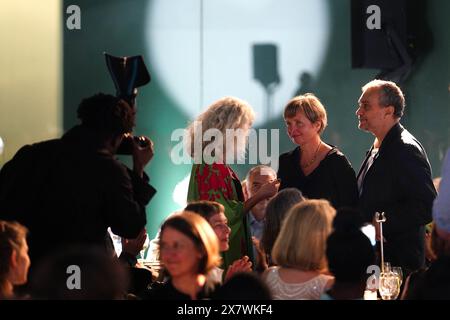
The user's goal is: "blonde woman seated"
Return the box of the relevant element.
[263,199,336,300]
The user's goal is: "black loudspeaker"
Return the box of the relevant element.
[351,0,431,82]
[253,44,280,88]
[253,44,280,119]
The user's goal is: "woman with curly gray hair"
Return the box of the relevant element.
[187,97,279,270]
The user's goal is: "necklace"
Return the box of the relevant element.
[301,142,321,169]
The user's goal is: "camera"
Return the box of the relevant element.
[117,133,149,155]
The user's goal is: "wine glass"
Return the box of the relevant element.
[379,271,401,300]
[392,267,403,286]
[382,262,391,273]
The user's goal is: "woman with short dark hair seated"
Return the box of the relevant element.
[142,211,221,300]
[185,201,252,283]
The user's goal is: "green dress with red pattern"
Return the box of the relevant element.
[187,162,254,269]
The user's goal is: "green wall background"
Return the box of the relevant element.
[62,0,449,238]
[0,0,62,166]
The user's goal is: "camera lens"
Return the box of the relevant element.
[134,136,148,147]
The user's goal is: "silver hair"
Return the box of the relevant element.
[362,79,405,118]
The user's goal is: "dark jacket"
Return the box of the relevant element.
[142,279,219,300]
[0,125,156,266]
[278,145,358,210]
[357,123,437,272]
[403,255,450,300]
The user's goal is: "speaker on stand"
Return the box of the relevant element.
[253,44,280,121]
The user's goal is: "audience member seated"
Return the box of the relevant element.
[401,226,450,300]
[263,199,335,299]
[402,150,450,299]
[146,211,182,264]
[321,208,375,300]
[258,188,305,269]
[212,272,272,300]
[0,220,30,300]
[142,211,221,300]
[423,177,443,265]
[185,201,252,283]
[105,227,154,295]
[29,245,129,299]
[244,165,278,261]
[120,228,154,295]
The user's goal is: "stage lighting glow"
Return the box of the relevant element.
[145,0,330,125]
[172,173,191,207]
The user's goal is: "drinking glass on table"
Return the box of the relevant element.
[379,269,401,300]
[392,267,403,286]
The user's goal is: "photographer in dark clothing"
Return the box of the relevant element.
[0,93,156,273]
